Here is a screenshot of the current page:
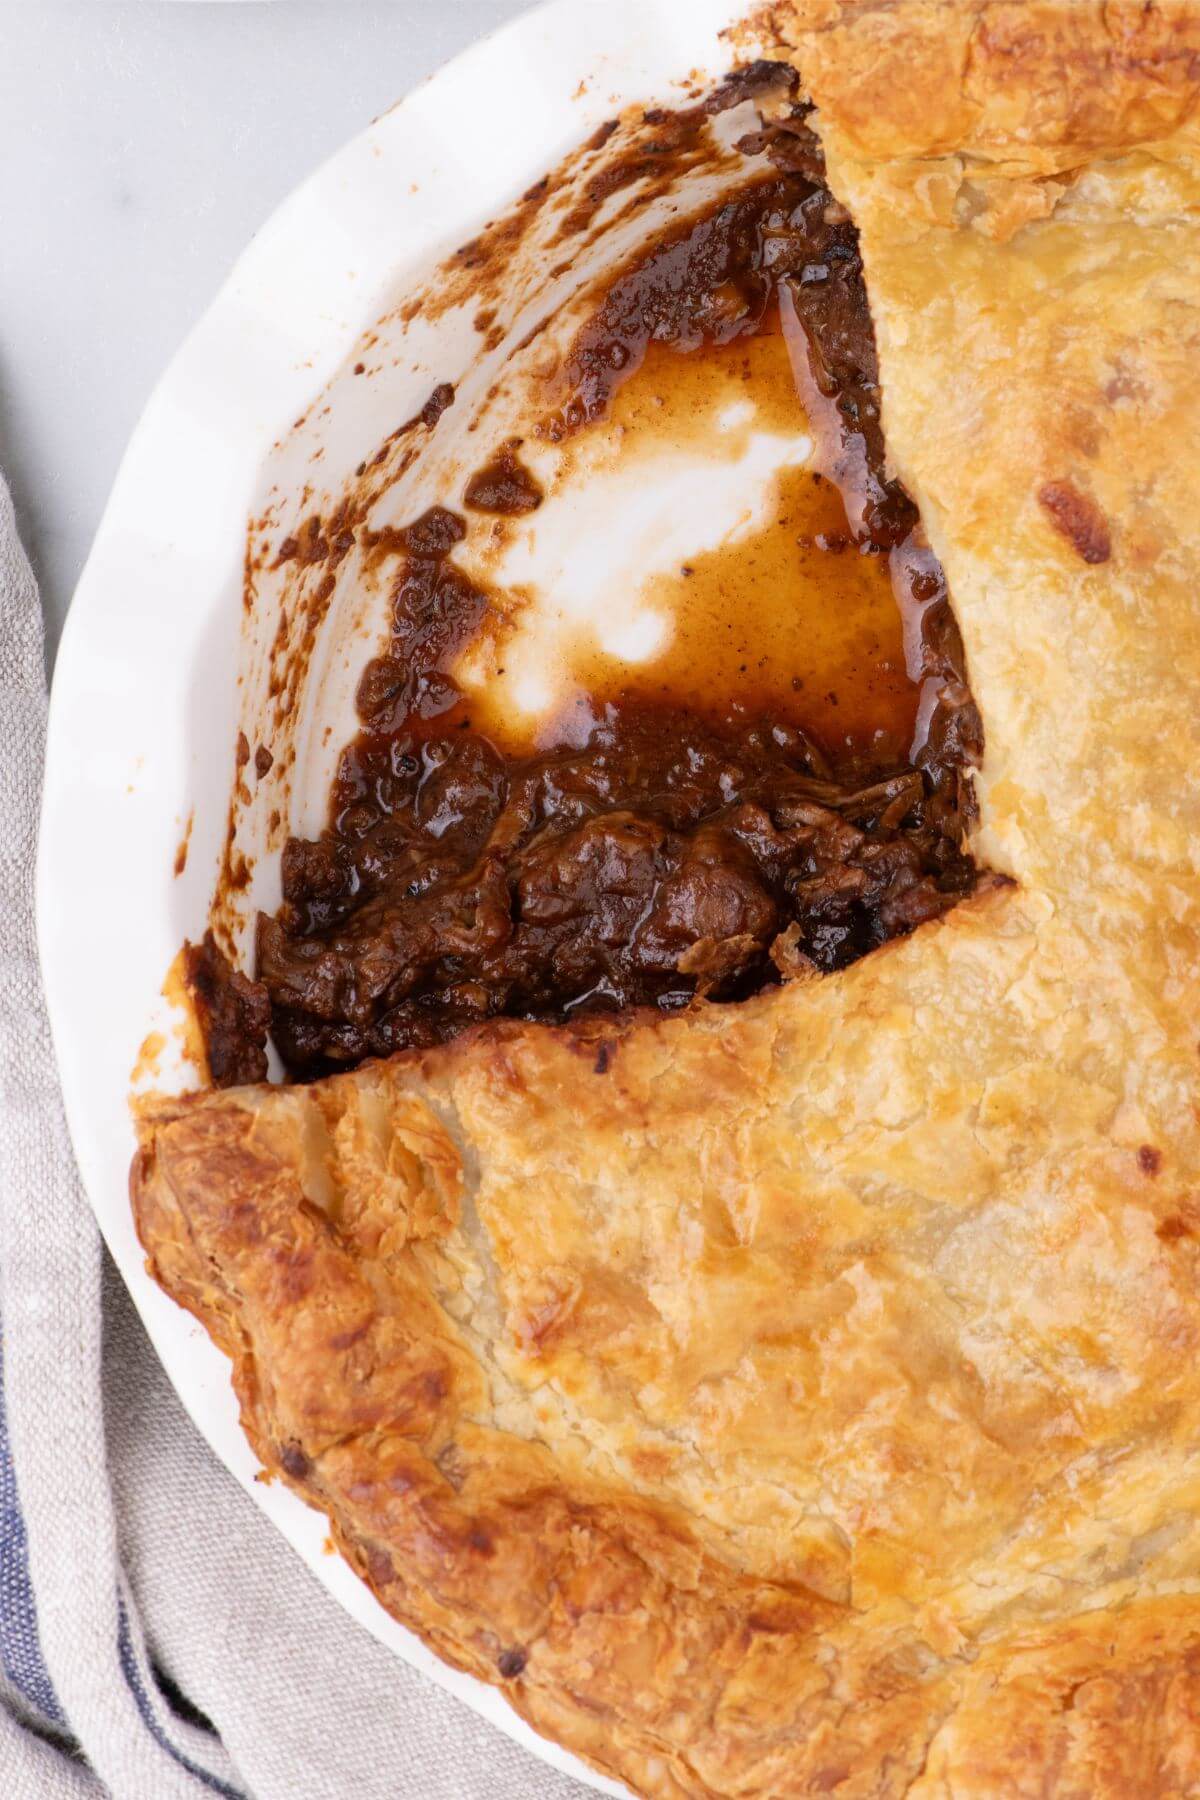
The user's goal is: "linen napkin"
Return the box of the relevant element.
[0,467,589,1799]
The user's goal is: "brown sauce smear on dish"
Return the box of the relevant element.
[211,78,981,1083]
[463,440,544,516]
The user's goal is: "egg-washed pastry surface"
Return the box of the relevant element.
[133,2,1200,1793]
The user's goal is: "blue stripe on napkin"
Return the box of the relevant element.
[3,1322,246,1795]
[0,1325,67,1728]
[117,1604,245,1800]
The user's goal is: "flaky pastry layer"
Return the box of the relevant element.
[133,4,1200,1792]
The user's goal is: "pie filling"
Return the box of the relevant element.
[196,81,982,1084]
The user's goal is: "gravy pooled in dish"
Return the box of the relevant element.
[196,88,981,1082]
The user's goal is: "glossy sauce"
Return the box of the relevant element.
[552,317,919,757]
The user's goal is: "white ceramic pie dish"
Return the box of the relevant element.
[36,1,773,1789]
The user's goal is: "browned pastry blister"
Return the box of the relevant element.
[133,3,1200,1793]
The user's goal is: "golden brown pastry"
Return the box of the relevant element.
[133,3,1200,1791]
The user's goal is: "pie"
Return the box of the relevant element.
[131,2,1200,1793]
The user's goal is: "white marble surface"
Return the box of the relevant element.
[0,0,528,659]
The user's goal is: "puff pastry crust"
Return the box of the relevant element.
[132,4,1200,1792]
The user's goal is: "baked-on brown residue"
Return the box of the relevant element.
[463,440,544,515]
[420,382,456,428]
[553,62,798,245]
[173,811,194,878]
[401,66,792,331]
